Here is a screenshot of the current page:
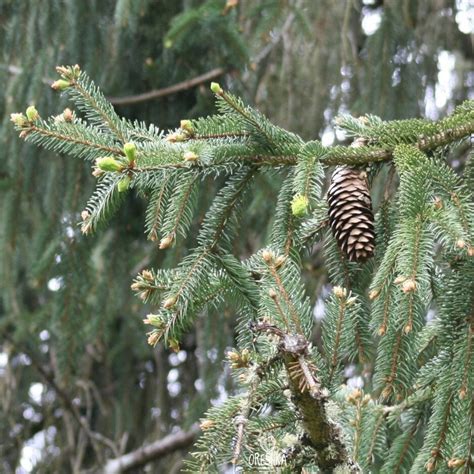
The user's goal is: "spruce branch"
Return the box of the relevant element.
[56,65,128,141]
[278,332,359,472]
[17,118,124,160]
[10,67,474,473]
[261,250,304,334]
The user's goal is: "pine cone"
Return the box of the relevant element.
[327,166,375,262]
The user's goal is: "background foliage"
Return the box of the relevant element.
[0,1,472,472]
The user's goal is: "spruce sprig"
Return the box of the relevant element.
[11,66,474,473]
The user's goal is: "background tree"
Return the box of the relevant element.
[1,1,473,473]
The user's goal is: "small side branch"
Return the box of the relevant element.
[231,370,261,465]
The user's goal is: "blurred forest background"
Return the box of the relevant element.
[0,0,473,472]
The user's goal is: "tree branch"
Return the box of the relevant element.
[103,425,200,473]
[251,322,360,472]
[2,63,226,106]
[108,68,226,106]
[279,333,360,473]
[3,334,119,459]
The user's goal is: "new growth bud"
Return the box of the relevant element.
[147,331,161,346]
[141,270,154,281]
[261,249,274,263]
[96,157,123,172]
[26,106,39,121]
[166,132,187,143]
[168,338,180,352]
[10,113,27,127]
[394,275,407,285]
[333,286,347,298]
[92,167,105,178]
[227,348,250,369]
[268,288,277,299]
[63,108,74,122]
[274,256,286,269]
[210,82,223,95]
[143,314,165,328]
[51,79,71,91]
[447,459,465,468]
[123,142,136,164]
[291,194,309,217]
[402,278,416,293]
[117,175,131,192]
[368,289,380,300]
[346,388,362,405]
[200,419,214,431]
[183,151,199,162]
[159,235,174,249]
[56,64,81,79]
[180,120,194,134]
[163,296,177,309]
[433,196,443,209]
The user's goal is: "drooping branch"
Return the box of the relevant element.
[103,425,200,473]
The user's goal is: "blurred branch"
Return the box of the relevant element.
[103,425,200,473]
[251,12,295,66]
[3,334,118,461]
[108,68,226,105]
[1,64,226,106]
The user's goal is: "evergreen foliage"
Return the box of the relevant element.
[2,2,473,473]
[11,63,474,472]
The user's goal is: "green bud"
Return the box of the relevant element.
[210,82,223,94]
[168,338,180,352]
[291,194,309,217]
[51,79,71,91]
[180,120,194,133]
[117,175,131,192]
[26,106,39,122]
[123,142,136,164]
[96,157,123,172]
